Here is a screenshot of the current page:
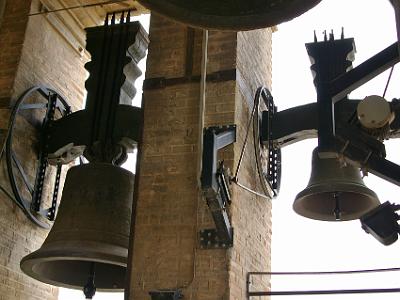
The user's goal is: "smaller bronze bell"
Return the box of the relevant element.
[20,163,134,291]
[293,148,380,221]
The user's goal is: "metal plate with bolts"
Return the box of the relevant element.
[199,228,233,249]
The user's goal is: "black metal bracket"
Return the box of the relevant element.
[149,290,183,300]
[200,125,236,247]
[256,87,281,196]
[199,228,233,249]
[264,33,400,189]
[6,86,71,228]
[46,16,148,165]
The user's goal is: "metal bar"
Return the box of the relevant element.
[201,126,236,190]
[391,0,400,55]
[47,164,62,221]
[201,126,236,245]
[143,69,236,90]
[185,28,195,77]
[363,154,400,187]
[248,288,400,297]
[125,86,145,300]
[317,81,337,156]
[209,202,233,243]
[11,151,34,194]
[201,129,218,190]
[247,267,400,276]
[31,94,58,212]
[330,42,400,101]
[19,103,47,110]
[215,129,237,149]
[233,181,270,200]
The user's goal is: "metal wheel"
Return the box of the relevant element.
[5,86,71,228]
[253,87,282,197]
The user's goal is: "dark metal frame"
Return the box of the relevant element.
[255,87,281,196]
[265,40,400,188]
[45,14,146,165]
[6,86,71,228]
[200,125,236,247]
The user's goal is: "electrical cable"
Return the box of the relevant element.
[28,0,132,16]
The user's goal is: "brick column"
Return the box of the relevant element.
[130,14,272,300]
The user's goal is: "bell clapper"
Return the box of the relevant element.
[83,263,96,299]
[333,192,341,221]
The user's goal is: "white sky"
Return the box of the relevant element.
[60,1,400,298]
[271,0,400,299]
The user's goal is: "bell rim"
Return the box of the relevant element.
[293,183,380,221]
[20,247,127,291]
[137,0,322,30]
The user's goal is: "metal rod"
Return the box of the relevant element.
[330,42,399,101]
[232,181,270,200]
[247,266,400,276]
[383,66,395,97]
[248,288,400,297]
[234,90,258,180]
[11,151,34,194]
[28,0,131,16]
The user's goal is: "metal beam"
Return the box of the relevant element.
[331,42,400,101]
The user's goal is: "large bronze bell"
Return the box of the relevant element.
[293,148,380,221]
[20,163,134,291]
[138,0,322,30]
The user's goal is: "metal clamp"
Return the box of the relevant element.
[200,125,236,248]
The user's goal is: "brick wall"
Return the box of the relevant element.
[0,0,87,299]
[130,13,272,299]
[231,28,273,299]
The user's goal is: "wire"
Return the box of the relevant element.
[233,92,257,180]
[383,66,395,98]
[231,180,270,200]
[28,0,132,16]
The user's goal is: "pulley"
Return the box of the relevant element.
[293,148,380,221]
[20,163,135,292]
[137,0,322,30]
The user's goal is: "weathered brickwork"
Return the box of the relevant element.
[0,0,31,105]
[229,28,273,300]
[131,13,272,300]
[0,1,87,299]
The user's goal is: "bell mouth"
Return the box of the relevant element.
[294,184,381,221]
[20,247,127,291]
